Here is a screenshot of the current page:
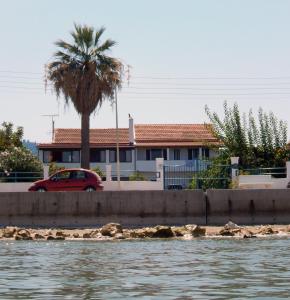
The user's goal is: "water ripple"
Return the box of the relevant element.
[0,238,290,299]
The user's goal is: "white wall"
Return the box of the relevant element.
[0,183,31,192]
[103,181,162,191]
[238,175,289,189]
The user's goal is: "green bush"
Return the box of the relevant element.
[91,166,105,178]
[129,171,147,181]
[48,162,65,176]
[0,147,42,173]
[189,155,231,190]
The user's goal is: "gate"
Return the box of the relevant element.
[163,160,231,190]
[163,160,212,190]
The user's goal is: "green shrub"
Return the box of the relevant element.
[0,147,42,173]
[91,166,105,178]
[129,171,147,181]
[48,162,65,176]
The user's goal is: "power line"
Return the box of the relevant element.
[133,76,290,80]
[2,84,290,96]
[2,69,290,80]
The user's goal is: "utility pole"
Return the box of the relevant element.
[115,87,121,190]
[41,114,59,142]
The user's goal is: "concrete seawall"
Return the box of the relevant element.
[0,191,205,227]
[206,189,290,225]
[0,189,290,227]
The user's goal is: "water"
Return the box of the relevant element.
[1,238,290,299]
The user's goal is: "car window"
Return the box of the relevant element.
[70,171,87,179]
[57,171,71,180]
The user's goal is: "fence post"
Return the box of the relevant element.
[106,165,112,182]
[43,165,49,179]
[156,158,164,188]
[230,157,239,187]
[286,161,290,180]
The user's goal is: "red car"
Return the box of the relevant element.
[28,168,104,192]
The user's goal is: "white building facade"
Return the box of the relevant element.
[38,117,219,180]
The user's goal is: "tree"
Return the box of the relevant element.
[0,122,23,151]
[0,147,42,174]
[47,24,123,169]
[205,101,288,168]
[0,122,42,175]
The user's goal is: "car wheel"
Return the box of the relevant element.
[85,186,96,192]
[36,187,46,192]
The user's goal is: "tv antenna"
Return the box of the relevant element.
[41,114,59,142]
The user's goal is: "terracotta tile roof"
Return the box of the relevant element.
[38,124,219,149]
[135,124,218,147]
[38,128,131,149]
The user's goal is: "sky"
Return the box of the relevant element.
[0,0,290,142]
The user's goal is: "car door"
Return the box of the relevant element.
[47,170,72,191]
[69,170,88,191]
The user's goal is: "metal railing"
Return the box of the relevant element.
[110,170,160,181]
[241,167,287,178]
[0,172,43,182]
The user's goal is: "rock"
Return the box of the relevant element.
[33,233,45,240]
[219,227,255,238]
[257,226,277,235]
[15,234,32,241]
[45,230,53,236]
[224,221,240,230]
[122,229,132,239]
[185,225,206,237]
[90,230,100,238]
[172,227,186,237]
[93,232,104,239]
[55,230,70,238]
[16,229,31,240]
[183,233,193,240]
[219,228,240,236]
[130,229,147,238]
[72,232,80,238]
[152,226,174,238]
[3,226,18,238]
[114,233,125,240]
[283,226,290,233]
[82,232,92,239]
[240,229,255,238]
[100,223,123,237]
[46,235,65,240]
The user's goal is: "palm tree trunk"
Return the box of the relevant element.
[81,113,90,169]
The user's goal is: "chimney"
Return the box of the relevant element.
[129,114,135,145]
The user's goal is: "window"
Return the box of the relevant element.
[62,151,80,163]
[44,150,62,163]
[202,148,210,159]
[120,150,132,162]
[51,171,70,181]
[110,149,132,163]
[188,148,199,160]
[109,150,116,162]
[90,149,106,163]
[173,149,180,160]
[151,149,162,160]
[43,151,52,163]
[145,149,167,160]
[70,171,86,179]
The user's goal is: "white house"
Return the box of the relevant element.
[38,117,219,180]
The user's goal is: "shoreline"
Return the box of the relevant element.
[1,222,290,241]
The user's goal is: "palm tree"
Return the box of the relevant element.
[47,24,122,169]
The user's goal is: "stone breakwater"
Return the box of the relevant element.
[1,222,290,241]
